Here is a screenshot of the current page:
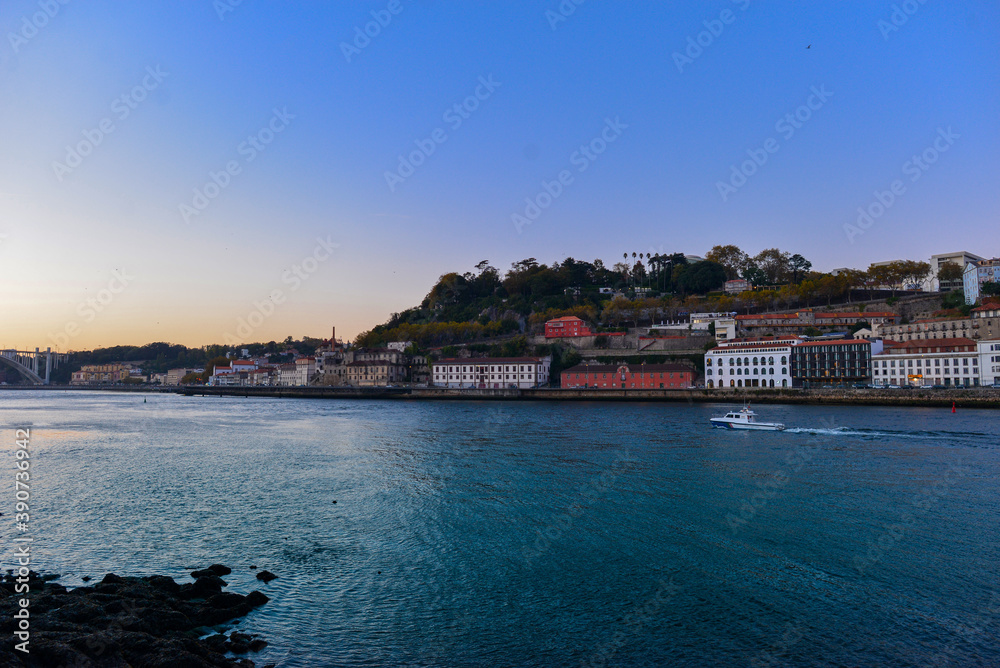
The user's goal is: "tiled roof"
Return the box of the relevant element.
[546,316,585,323]
[794,339,870,348]
[880,337,976,351]
[562,363,690,374]
[435,357,544,365]
[815,312,895,318]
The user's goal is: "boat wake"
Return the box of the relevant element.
[782,426,987,440]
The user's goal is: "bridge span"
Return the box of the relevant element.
[0,348,66,385]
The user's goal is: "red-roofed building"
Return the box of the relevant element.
[544,316,594,338]
[789,339,872,388]
[972,302,1000,340]
[737,309,898,333]
[432,357,550,388]
[561,363,693,389]
[704,339,800,389]
[880,316,977,342]
[873,337,979,387]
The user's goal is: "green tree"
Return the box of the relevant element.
[788,254,812,283]
[705,244,749,281]
[752,248,791,284]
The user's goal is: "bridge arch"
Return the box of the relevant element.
[0,351,46,385]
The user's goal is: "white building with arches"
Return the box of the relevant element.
[704,338,799,389]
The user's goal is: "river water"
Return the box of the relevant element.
[2,391,999,666]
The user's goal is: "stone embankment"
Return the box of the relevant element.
[410,386,1000,408]
[0,565,274,667]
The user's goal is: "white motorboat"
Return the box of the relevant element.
[710,406,785,431]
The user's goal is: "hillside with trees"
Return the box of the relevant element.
[354,248,948,352]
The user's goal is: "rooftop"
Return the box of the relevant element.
[435,357,546,365]
[563,363,690,374]
[794,339,871,348]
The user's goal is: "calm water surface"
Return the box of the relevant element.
[2,391,999,666]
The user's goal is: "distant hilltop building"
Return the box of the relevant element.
[724,279,752,294]
[963,258,1000,305]
[736,309,898,333]
[544,316,593,338]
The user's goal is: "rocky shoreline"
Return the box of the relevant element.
[1,565,274,667]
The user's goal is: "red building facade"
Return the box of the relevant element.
[561,363,693,389]
[544,316,594,338]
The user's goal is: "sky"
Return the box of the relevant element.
[1,0,997,351]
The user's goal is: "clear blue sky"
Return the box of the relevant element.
[1,1,997,348]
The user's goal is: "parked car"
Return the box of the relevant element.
[953,384,966,390]
[919,384,935,389]
[853,383,867,389]
[932,385,947,390]
[886,384,901,389]
[992,383,1000,389]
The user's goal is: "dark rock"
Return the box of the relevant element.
[207,563,232,576]
[81,575,91,582]
[246,590,269,607]
[229,632,252,644]
[191,575,227,595]
[250,565,257,570]
[255,570,277,583]
[0,571,271,667]
[227,639,250,654]
[249,638,268,652]
[207,592,245,609]
[202,633,227,652]
[190,568,215,578]
[144,575,180,594]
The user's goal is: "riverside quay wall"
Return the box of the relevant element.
[409,387,1000,408]
[25,384,999,408]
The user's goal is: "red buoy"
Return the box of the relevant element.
[952,401,956,413]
